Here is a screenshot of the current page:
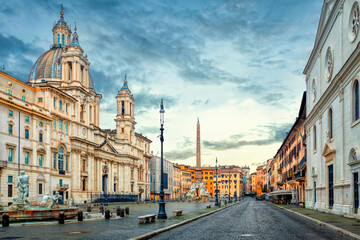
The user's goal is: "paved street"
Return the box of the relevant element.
[153,197,355,240]
[0,201,213,240]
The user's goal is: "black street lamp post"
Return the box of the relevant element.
[157,99,167,219]
[215,157,219,207]
[228,172,232,203]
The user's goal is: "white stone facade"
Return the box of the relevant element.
[304,0,360,216]
[0,9,151,205]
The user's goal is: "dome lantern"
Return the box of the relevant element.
[52,4,71,48]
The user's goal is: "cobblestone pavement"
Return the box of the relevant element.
[153,197,356,240]
[0,201,217,240]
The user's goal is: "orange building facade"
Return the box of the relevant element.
[215,167,243,197]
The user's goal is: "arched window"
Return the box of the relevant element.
[62,34,65,47]
[57,34,60,47]
[313,125,317,151]
[58,147,64,171]
[80,66,83,83]
[328,108,333,139]
[354,80,359,121]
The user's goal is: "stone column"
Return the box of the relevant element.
[120,163,125,193]
[72,61,76,81]
[62,61,66,82]
[339,88,345,181]
[77,63,81,82]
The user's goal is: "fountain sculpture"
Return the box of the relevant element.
[0,171,78,223]
[186,180,211,200]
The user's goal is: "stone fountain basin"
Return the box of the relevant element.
[0,206,78,223]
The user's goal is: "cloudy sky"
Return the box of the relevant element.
[0,0,323,172]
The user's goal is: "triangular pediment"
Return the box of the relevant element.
[314,0,336,47]
[322,141,336,157]
[98,140,118,154]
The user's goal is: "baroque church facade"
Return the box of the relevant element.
[0,8,152,205]
[305,0,360,216]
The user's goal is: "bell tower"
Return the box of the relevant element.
[115,76,136,143]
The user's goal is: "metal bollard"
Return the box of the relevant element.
[78,210,83,221]
[125,207,129,215]
[87,205,91,212]
[100,205,104,215]
[116,206,121,216]
[2,213,9,227]
[59,212,65,224]
[120,208,125,217]
[105,209,111,220]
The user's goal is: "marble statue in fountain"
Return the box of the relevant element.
[10,171,31,211]
[0,171,78,223]
[186,180,210,200]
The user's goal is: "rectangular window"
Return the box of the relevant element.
[39,154,43,167]
[22,96,26,101]
[53,98,56,107]
[66,103,68,113]
[8,148,13,162]
[59,179,63,187]
[39,183,43,195]
[8,185,13,197]
[8,124,13,135]
[65,123,68,134]
[39,133,43,142]
[8,110,13,117]
[59,119,63,132]
[8,176,13,183]
[53,152,57,169]
[59,100,62,110]
[65,155,68,171]
[25,129,29,139]
[38,98,43,103]
[8,89,12,95]
[53,119,56,130]
[25,152,29,165]
[25,116,29,122]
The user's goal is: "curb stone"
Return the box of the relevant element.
[130,200,242,240]
[272,203,360,240]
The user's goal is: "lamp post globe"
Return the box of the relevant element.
[157,99,167,219]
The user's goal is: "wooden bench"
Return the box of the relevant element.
[172,210,183,217]
[206,204,211,208]
[138,214,156,224]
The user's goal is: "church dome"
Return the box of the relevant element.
[29,47,63,81]
[29,46,95,89]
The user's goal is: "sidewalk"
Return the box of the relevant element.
[274,203,360,237]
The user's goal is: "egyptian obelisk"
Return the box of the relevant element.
[195,118,202,182]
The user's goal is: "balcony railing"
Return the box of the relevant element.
[57,184,69,190]
[0,160,7,168]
